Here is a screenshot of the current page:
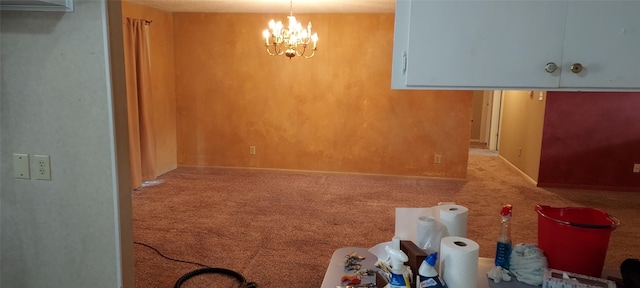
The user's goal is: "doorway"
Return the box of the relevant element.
[470,90,502,151]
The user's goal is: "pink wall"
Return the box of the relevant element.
[538,92,640,192]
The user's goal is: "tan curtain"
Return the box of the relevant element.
[123,18,157,189]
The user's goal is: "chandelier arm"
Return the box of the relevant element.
[299,37,311,45]
[293,43,316,59]
[266,43,286,56]
[302,49,316,59]
[295,44,308,57]
[265,46,277,56]
[274,44,285,56]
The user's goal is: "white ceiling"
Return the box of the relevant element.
[127,0,396,13]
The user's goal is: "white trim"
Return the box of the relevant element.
[498,154,538,186]
[176,164,469,182]
[101,0,123,286]
[489,90,502,151]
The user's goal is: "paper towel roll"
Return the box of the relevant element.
[438,204,468,237]
[439,236,479,288]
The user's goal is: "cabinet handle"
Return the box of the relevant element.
[545,62,558,73]
[571,63,583,73]
[402,52,408,74]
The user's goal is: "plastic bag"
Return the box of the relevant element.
[416,216,447,253]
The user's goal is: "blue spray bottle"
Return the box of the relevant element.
[495,204,512,269]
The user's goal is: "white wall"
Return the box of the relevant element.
[0,1,132,287]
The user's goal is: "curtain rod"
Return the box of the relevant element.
[125,17,152,25]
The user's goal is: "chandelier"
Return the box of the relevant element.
[262,0,318,59]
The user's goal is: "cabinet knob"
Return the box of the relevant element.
[545,62,558,73]
[571,63,583,73]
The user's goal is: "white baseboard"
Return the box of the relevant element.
[497,155,538,186]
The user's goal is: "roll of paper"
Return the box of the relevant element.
[438,204,468,237]
[439,236,479,288]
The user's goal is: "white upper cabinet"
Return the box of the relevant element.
[0,0,73,11]
[392,0,640,91]
[560,1,640,89]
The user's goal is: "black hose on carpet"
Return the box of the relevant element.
[133,241,257,288]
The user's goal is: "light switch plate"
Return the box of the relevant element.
[13,153,30,179]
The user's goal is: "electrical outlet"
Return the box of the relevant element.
[34,155,51,180]
[518,147,522,157]
[249,146,256,155]
[633,163,640,173]
[434,154,442,164]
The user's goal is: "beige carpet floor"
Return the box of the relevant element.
[132,152,640,287]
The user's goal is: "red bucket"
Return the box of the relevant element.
[536,205,620,277]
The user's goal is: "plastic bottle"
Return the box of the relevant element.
[495,204,513,269]
[417,252,446,288]
[384,246,410,288]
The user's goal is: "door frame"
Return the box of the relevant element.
[488,90,503,151]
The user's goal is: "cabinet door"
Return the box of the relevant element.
[402,0,566,89]
[560,1,640,89]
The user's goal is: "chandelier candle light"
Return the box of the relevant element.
[262,0,318,59]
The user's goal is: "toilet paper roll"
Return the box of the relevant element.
[439,236,479,288]
[438,204,468,237]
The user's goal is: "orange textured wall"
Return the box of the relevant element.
[174,13,472,178]
[122,1,177,175]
